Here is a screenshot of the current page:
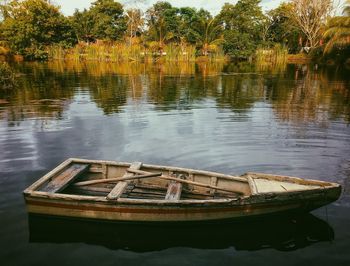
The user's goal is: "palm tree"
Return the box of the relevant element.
[194,18,223,56]
[323,0,350,53]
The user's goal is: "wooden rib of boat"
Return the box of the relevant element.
[23,158,342,222]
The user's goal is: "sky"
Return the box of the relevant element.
[52,0,285,16]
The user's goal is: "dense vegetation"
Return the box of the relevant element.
[0,0,349,63]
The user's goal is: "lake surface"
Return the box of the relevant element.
[0,61,349,265]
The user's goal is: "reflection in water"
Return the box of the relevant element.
[28,214,334,252]
[0,61,348,122]
[268,65,350,124]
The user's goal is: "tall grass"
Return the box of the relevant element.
[255,44,288,65]
[47,41,224,62]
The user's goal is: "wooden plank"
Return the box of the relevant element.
[210,176,218,195]
[40,163,90,193]
[245,172,329,186]
[106,162,142,200]
[70,158,248,183]
[73,172,162,186]
[253,178,320,193]
[127,168,244,195]
[247,176,258,195]
[24,158,74,193]
[102,163,108,178]
[165,181,182,201]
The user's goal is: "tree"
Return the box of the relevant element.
[70,9,95,43]
[323,0,350,53]
[145,2,178,52]
[1,0,76,59]
[217,0,266,58]
[124,0,145,44]
[125,8,144,44]
[88,0,126,41]
[176,7,201,44]
[268,2,303,53]
[288,0,334,48]
[70,0,127,42]
[192,11,223,56]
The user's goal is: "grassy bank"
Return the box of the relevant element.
[255,45,288,65]
[47,42,226,63]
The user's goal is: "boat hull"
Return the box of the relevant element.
[24,186,340,222]
[23,158,342,223]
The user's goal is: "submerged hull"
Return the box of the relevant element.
[23,158,341,222]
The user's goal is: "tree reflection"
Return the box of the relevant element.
[0,61,349,125]
[267,64,350,124]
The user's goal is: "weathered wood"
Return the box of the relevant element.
[107,162,142,200]
[165,181,182,201]
[127,168,244,195]
[134,183,168,191]
[74,172,162,187]
[127,168,155,175]
[71,186,111,193]
[162,176,245,195]
[244,172,329,186]
[102,163,108,178]
[210,176,218,195]
[247,176,258,195]
[40,164,90,193]
[70,158,249,183]
[131,188,166,196]
[24,157,341,223]
[24,158,74,193]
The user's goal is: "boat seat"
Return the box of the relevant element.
[107,162,142,200]
[40,163,90,193]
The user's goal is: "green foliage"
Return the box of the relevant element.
[89,0,126,41]
[217,0,266,59]
[70,9,95,43]
[193,16,223,56]
[0,0,76,59]
[0,62,16,89]
[145,1,179,46]
[223,31,256,58]
[145,3,223,57]
[1,0,347,64]
[174,7,202,44]
[70,0,126,42]
[323,0,350,55]
[267,3,302,53]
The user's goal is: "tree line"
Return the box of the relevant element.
[0,0,349,62]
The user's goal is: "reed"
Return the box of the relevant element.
[47,41,226,62]
[255,44,288,65]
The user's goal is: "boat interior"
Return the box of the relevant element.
[32,159,333,201]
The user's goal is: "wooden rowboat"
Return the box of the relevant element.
[23,158,341,222]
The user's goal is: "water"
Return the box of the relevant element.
[0,61,350,265]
